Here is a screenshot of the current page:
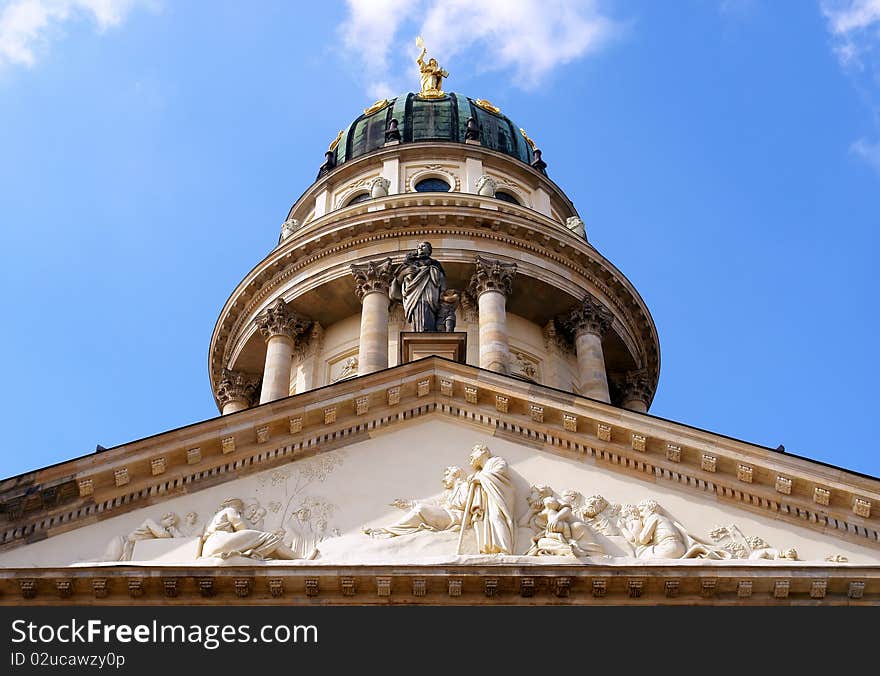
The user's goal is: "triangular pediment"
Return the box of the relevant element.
[0,414,877,569]
[1,358,877,603]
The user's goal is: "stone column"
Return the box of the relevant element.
[351,258,394,375]
[566,294,613,403]
[469,256,517,374]
[216,368,261,414]
[255,299,310,404]
[621,369,652,413]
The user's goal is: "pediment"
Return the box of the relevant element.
[1,359,878,603]
[0,416,876,569]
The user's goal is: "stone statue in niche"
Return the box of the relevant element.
[385,117,401,143]
[457,444,516,554]
[364,465,470,537]
[102,512,184,561]
[389,241,448,332]
[524,495,604,558]
[200,497,317,561]
[436,288,460,332]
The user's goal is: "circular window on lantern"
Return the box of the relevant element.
[495,191,520,205]
[414,178,451,193]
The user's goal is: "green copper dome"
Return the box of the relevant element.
[324,93,536,173]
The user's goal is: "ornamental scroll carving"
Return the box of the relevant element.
[254,298,311,341]
[469,255,517,298]
[619,369,653,407]
[565,294,613,338]
[216,368,261,407]
[350,258,394,301]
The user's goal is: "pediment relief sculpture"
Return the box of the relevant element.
[200,497,317,561]
[367,444,517,555]
[363,465,469,538]
[102,512,185,562]
[364,447,843,563]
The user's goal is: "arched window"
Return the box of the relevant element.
[345,192,371,207]
[414,178,450,193]
[495,191,519,205]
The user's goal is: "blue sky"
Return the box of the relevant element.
[0,0,878,479]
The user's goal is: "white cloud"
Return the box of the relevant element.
[822,0,880,34]
[340,0,618,97]
[820,0,880,68]
[851,137,880,171]
[338,0,402,101]
[0,0,147,68]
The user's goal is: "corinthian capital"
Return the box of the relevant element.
[469,255,517,298]
[254,298,311,341]
[350,257,394,301]
[217,368,261,407]
[566,294,613,337]
[621,369,653,407]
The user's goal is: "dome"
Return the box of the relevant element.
[321,93,537,176]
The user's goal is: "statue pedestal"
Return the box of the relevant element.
[399,332,467,365]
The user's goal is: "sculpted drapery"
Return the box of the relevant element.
[466,445,516,554]
[390,242,447,332]
[201,498,314,560]
[365,466,469,537]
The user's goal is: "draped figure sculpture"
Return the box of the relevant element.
[390,241,447,332]
[620,499,730,560]
[102,512,183,561]
[525,495,604,558]
[458,444,516,554]
[415,36,448,98]
[200,498,317,561]
[363,466,469,537]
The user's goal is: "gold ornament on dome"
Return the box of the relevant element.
[328,130,343,152]
[519,127,537,151]
[476,99,501,114]
[415,36,448,99]
[363,99,391,116]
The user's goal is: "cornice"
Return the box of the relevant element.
[2,359,877,556]
[2,564,876,605]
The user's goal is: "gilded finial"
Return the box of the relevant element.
[415,36,448,99]
[328,130,343,152]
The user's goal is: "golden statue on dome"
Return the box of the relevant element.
[416,36,448,99]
